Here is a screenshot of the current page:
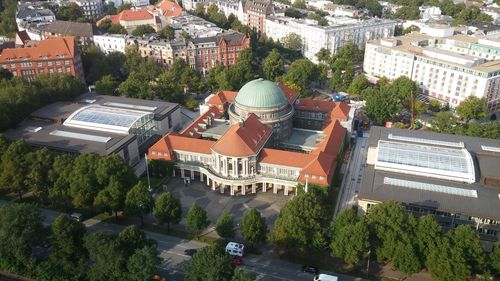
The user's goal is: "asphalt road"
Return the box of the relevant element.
[0,202,369,281]
[334,133,369,216]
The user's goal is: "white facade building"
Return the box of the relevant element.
[16,4,56,30]
[265,16,397,63]
[74,0,105,19]
[419,6,441,20]
[363,33,500,111]
[93,34,128,54]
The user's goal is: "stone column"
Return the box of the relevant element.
[252,183,256,194]
[180,169,185,178]
[273,183,278,194]
[241,185,246,195]
[284,185,289,196]
[230,185,235,196]
[234,159,238,177]
[262,182,267,192]
[220,185,225,194]
[173,169,176,176]
[200,172,203,182]
[206,177,210,186]
[190,170,195,180]
[212,180,216,191]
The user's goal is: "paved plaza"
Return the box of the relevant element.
[162,177,291,229]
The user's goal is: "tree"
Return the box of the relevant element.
[280,58,317,95]
[491,242,500,277]
[126,246,161,281]
[25,148,54,202]
[0,140,31,200]
[456,96,488,122]
[428,99,442,112]
[68,153,100,209]
[0,0,17,36]
[364,88,395,125]
[262,49,284,81]
[415,215,441,264]
[316,48,331,64]
[125,182,154,226]
[282,33,302,51]
[414,100,428,118]
[427,237,469,281]
[347,75,370,97]
[449,225,485,274]
[104,2,117,15]
[50,214,87,275]
[56,3,84,21]
[394,6,420,20]
[117,3,132,13]
[453,7,492,26]
[158,25,175,40]
[0,68,13,80]
[184,245,234,281]
[132,24,155,36]
[48,154,74,208]
[215,211,235,239]
[241,208,267,246]
[94,177,126,219]
[231,269,255,281]
[186,203,210,236]
[269,191,330,252]
[0,203,44,273]
[292,0,306,9]
[330,220,369,265]
[96,74,118,95]
[392,241,421,277]
[428,112,459,133]
[117,225,148,257]
[153,192,182,231]
[84,231,124,281]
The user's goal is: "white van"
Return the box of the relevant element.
[314,274,338,281]
[225,242,244,257]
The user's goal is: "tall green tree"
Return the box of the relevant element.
[126,245,161,281]
[427,237,469,281]
[428,112,459,134]
[330,210,369,265]
[96,75,118,95]
[158,25,176,40]
[316,48,331,64]
[491,242,500,276]
[282,33,303,51]
[68,153,101,208]
[347,75,370,97]
[48,154,74,208]
[132,24,156,36]
[415,215,442,264]
[84,231,124,281]
[280,58,317,95]
[215,211,235,239]
[153,192,182,231]
[262,49,284,81]
[186,203,210,236]
[456,96,488,122]
[0,140,31,200]
[50,214,87,276]
[25,148,54,202]
[56,3,83,21]
[117,225,148,257]
[241,208,267,246]
[184,245,234,281]
[231,269,255,281]
[449,225,486,274]
[125,182,154,226]
[0,203,44,274]
[94,177,127,218]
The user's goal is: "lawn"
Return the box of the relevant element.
[139,175,168,191]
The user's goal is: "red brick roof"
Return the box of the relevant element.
[206,91,237,112]
[156,0,183,17]
[212,113,272,157]
[148,132,215,160]
[100,9,154,25]
[277,82,299,104]
[0,36,75,62]
[294,99,350,122]
[259,148,313,168]
[181,106,222,138]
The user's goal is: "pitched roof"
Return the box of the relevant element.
[212,113,272,157]
[259,148,313,168]
[104,9,154,25]
[40,20,98,37]
[294,99,350,122]
[218,32,247,46]
[157,0,183,17]
[298,152,337,185]
[148,132,215,160]
[0,36,76,62]
[207,91,237,107]
[277,82,299,104]
[180,106,222,138]
[313,120,346,155]
[16,30,31,45]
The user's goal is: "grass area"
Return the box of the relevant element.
[139,175,168,191]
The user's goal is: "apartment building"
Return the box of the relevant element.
[74,0,105,20]
[265,16,397,63]
[363,32,500,111]
[16,3,55,30]
[94,34,128,54]
[245,0,273,34]
[97,8,159,33]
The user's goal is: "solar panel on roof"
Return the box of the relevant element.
[50,130,111,143]
[384,177,478,198]
[388,133,464,148]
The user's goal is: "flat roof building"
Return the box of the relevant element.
[358,126,500,247]
[3,94,181,169]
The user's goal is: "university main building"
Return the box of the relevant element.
[148,79,352,195]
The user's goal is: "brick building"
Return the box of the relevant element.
[245,0,273,34]
[0,37,85,81]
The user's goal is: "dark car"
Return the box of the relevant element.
[184,249,197,256]
[302,265,319,275]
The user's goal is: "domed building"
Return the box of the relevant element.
[228,78,295,144]
[148,78,352,196]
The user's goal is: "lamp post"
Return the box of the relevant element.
[145,153,151,192]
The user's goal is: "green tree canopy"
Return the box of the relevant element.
[316,48,331,64]
[262,49,284,81]
[449,225,485,274]
[158,25,175,40]
[126,245,161,281]
[453,7,492,26]
[347,75,371,97]
[280,58,318,95]
[25,148,54,202]
[184,245,234,281]
[68,153,100,208]
[490,242,500,276]
[215,211,235,239]
[131,24,156,36]
[330,219,369,265]
[153,192,182,231]
[56,3,84,21]
[96,74,118,95]
[0,140,31,200]
[282,33,303,51]
[427,237,469,281]
[125,182,154,226]
[50,214,87,275]
[455,96,488,122]
[241,208,268,246]
[186,203,210,235]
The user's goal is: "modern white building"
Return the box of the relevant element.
[171,14,224,38]
[419,6,441,20]
[74,0,105,20]
[265,16,397,63]
[363,32,500,111]
[93,34,128,54]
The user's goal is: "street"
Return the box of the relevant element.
[334,133,369,217]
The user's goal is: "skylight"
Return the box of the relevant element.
[384,177,478,198]
[388,133,464,148]
[50,130,111,143]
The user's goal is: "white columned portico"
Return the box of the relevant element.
[241,185,246,195]
[252,183,256,193]
[190,170,195,180]
[212,179,216,190]
[230,185,235,196]
[200,172,203,182]
[180,169,185,178]
[262,182,267,192]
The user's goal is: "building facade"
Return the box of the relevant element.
[38,20,100,46]
[0,37,85,81]
[148,79,350,196]
[358,126,500,247]
[265,16,397,63]
[363,33,500,111]
[75,0,105,20]
[94,34,128,54]
[98,8,159,33]
[16,3,55,30]
[245,0,273,34]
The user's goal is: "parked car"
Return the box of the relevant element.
[70,213,83,222]
[184,249,197,256]
[231,256,242,266]
[151,274,166,281]
[302,265,319,275]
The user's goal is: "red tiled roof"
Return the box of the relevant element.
[148,132,215,160]
[277,82,299,104]
[259,148,313,168]
[207,91,237,107]
[298,152,337,185]
[157,0,183,17]
[314,120,346,155]
[212,113,272,157]
[100,9,154,25]
[181,106,222,138]
[294,99,350,122]
[0,36,75,62]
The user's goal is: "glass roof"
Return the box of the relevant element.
[64,105,152,134]
[50,130,112,143]
[388,133,464,148]
[384,177,478,198]
[376,140,475,183]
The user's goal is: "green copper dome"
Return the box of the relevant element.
[235,78,288,108]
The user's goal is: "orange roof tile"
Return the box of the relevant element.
[0,36,75,62]
[277,82,299,104]
[157,0,183,17]
[180,106,222,138]
[207,91,237,107]
[294,99,350,122]
[148,132,215,160]
[101,9,154,25]
[212,113,272,157]
[314,120,346,155]
[298,152,337,185]
[259,148,313,168]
